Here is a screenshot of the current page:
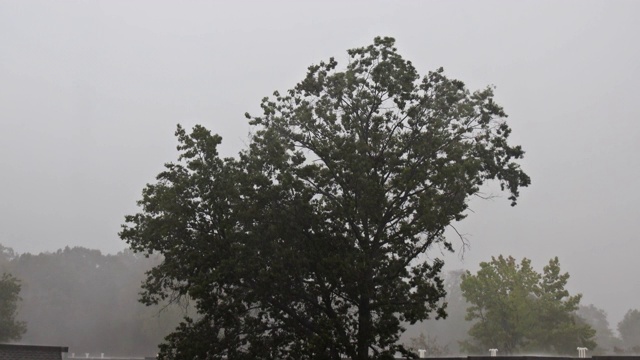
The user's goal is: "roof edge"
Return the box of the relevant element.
[0,344,69,353]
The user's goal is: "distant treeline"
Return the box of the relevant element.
[1,245,638,357]
[0,245,184,357]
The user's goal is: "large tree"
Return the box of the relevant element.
[121,37,530,360]
[0,272,27,342]
[460,256,595,355]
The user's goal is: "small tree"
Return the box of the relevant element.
[0,273,27,342]
[460,256,595,355]
[121,37,529,360]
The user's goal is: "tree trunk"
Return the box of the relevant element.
[357,294,371,360]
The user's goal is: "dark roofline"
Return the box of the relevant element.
[0,343,69,353]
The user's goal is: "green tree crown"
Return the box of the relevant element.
[460,256,595,355]
[121,37,529,360]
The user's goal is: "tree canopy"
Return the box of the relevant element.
[120,37,530,360]
[460,255,595,355]
[0,272,26,342]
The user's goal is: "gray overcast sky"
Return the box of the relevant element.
[1,1,638,326]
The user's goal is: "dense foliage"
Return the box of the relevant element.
[460,255,596,355]
[121,37,529,360]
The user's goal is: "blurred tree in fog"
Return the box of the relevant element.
[618,309,640,353]
[577,304,621,354]
[403,270,472,355]
[0,272,27,342]
[461,255,595,355]
[0,245,16,267]
[407,332,450,357]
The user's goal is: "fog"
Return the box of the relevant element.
[1,0,638,329]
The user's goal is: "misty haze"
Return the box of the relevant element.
[1,1,639,359]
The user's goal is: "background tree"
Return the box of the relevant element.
[618,309,640,353]
[121,37,529,360]
[528,258,596,354]
[0,272,26,342]
[577,304,620,354]
[460,256,540,354]
[460,255,595,355]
